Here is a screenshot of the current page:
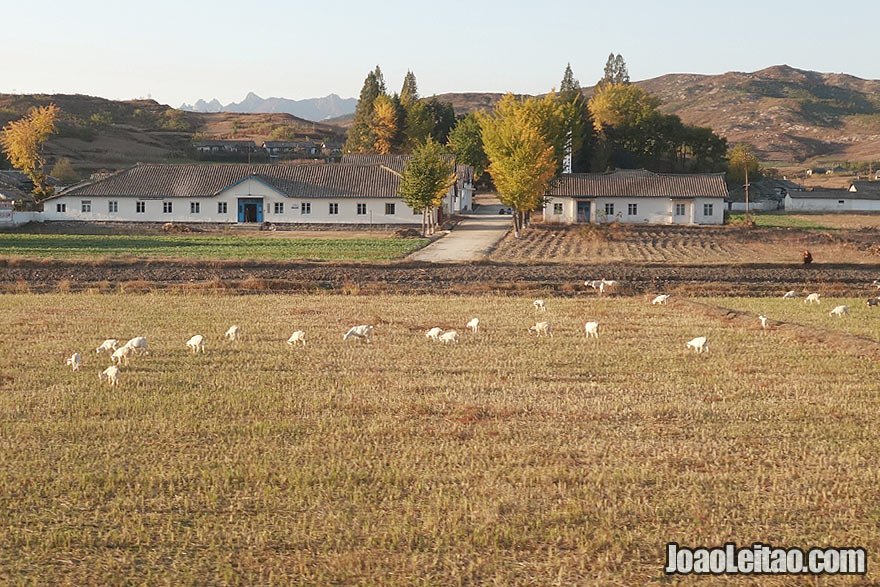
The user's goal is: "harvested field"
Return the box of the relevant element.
[1,293,879,583]
[491,224,880,264]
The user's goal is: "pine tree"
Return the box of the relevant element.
[612,54,630,84]
[597,53,630,89]
[559,63,581,102]
[400,70,419,108]
[344,66,387,153]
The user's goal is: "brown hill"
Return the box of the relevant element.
[0,94,346,176]
[432,65,880,164]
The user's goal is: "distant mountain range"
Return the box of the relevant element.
[180,93,357,122]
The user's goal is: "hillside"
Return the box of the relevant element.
[181,92,357,121]
[0,94,347,176]
[431,65,880,165]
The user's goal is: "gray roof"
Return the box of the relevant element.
[54,163,401,199]
[0,178,32,202]
[193,140,258,148]
[341,153,474,187]
[789,188,880,200]
[849,181,880,197]
[548,169,728,198]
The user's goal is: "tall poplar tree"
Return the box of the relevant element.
[344,66,387,153]
[399,70,419,108]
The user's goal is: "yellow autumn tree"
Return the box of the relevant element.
[0,103,60,200]
[371,95,398,155]
[479,94,558,237]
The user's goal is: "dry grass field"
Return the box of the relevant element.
[1,293,879,584]
[491,223,880,265]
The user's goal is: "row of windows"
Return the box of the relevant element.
[549,202,715,217]
[68,201,406,215]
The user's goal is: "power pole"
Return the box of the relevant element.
[744,164,750,222]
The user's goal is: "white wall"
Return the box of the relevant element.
[42,177,428,225]
[542,197,724,225]
[0,210,42,225]
[785,195,880,212]
[729,200,778,212]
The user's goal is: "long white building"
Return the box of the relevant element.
[542,169,728,225]
[44,161,471,225]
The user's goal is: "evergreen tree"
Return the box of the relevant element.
[559,63,581,102]
[613,54,630,84]
[405,101,434,149]
[425,98,455,144]
[400,70,419,108]
[557,63,596,172]
[447,113,488,179]
[597,53,630,89]
[344,66,387,153]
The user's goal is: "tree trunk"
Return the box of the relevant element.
[421,209,426,237]
[512,209,520,238]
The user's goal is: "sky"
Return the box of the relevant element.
[4,0,879,107]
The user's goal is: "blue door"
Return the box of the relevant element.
[237,198,263,222]
[256,202,263,223]
[576,201,591,223]
[238,201,245,222]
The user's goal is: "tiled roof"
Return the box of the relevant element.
[341,153,474,186]
[54,163,400,199]
[548,169,728,198]
[789,188,880,200]
[849,181,880,196]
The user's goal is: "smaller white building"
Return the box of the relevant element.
[542,169,727,225]
[785,184,880,211]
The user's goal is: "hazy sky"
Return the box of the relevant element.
[4,0,878,107]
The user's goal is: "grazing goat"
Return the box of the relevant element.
[99,365,120,387]
[66,352,82,372]
[124,337,148,354]
[111,345,134,366]
[287,330,306,346]
[584,280,603,290]
[224,325,240,341]
[804,293,821,304]
[343,325,373,343]
[95,339,119,354]
[466,318,479,333]
[598,279,618,295]
[651,294,670,305]
[425,327,443,342]
[528,321,553,337]
[782,290,798,299]
[829,305,849,318]
[867,297,880,307]
[758,315,769,329]
[584,321,599,339]
[533,299,546,311]
[186,335,206,353]
[439,330,460,344]
[686,336,709,353]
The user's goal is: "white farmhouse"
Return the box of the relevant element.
[43,163,438,226]
[785,183,880,211]
[542,169,727,225]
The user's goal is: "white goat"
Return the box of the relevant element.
[782,290,798,299]
[686,336,709,353]
[425,327,443,342]
[584,321,599,339]
[111,345,134,366]
[466,318,479,333]
[829,305,849,318]
[287,330,307,346]
[343,325,373,343]
[66,352,82,372]
[439,330,460,344]
[224,325,240,341]
[598,279,618,295]
[584,279,603,290]
[186,335,205,353]
[95,339,119,354]
[651,294,670,305]
[758,315,769,329]
[528,321,553,337]
[124,337,148,354]
[99,365,120,387]
[533,299,546,311]
[805,293,821,304]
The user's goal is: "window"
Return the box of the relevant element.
[301,202,311,214]
[274,202,284,214]
[218,202,227,214]
[163,201,173,214]
[190,202,200,214]
[674,203,685,216]
[604,203,615,215]
[329,202,338,215]
[81,200,91,213]
[56,203,66,213]
[627,203,637,216]
[703,203,713,216]
[356,203,367,215]
[838,200,845,205]
[108,201,118,213]
[553,203,563,215]
[385,203,396,215]
[136,201,145,213]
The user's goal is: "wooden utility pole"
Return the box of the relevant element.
[744,164,750,222]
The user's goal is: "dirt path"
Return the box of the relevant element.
[407,212,510,262]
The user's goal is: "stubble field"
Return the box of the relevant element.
[1,293,878,584]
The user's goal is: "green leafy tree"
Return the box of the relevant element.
[425,98,456,144]
[479,94,558,237]
[557,63,596,172]
[398,137,456,235]
[399,70,419,109]
[404,101,434,149]
[447,113,488,179]
[50,157,79,183]
[0,103,59,200]
[345,66,387,153]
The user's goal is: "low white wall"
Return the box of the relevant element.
[729,200,778,212]
[785,195,880,212]
[0,211,42,226]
